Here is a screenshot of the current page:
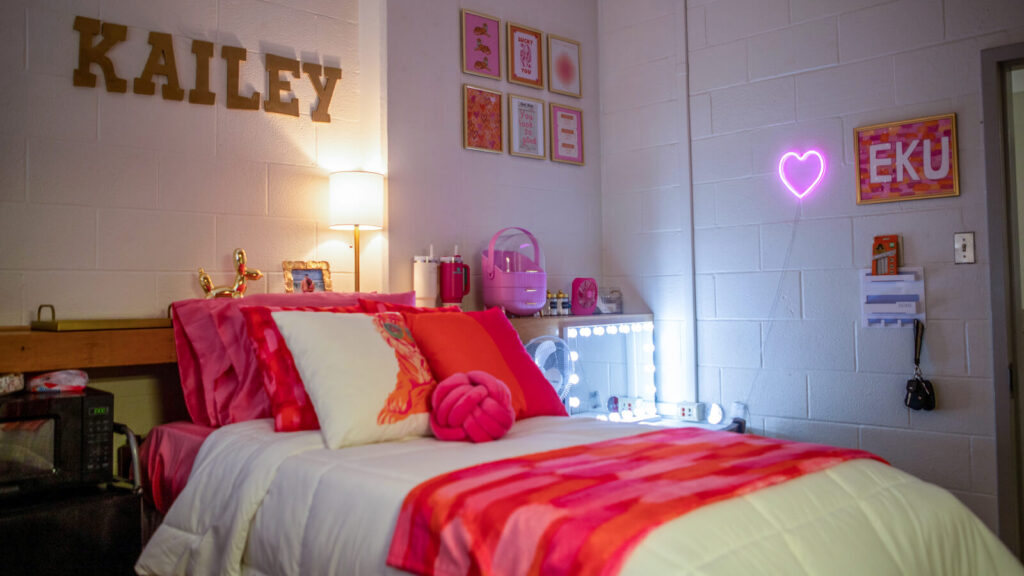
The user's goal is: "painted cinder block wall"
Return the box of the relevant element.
[597,0,697,406]
[0,0,386,328]
[385,0,602,310]
[680,0,1024,530]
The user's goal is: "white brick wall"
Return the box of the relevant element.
[686,0,1013,530]
[0,0,386,325]
[386,0,602,311]
[598,0,695,409]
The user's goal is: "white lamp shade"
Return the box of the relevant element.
[329,171,384,230]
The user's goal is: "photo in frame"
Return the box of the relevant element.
[550,103,583,165]
[507,22,544,89]
[508,93,545,159]
[461,9,500,80]
[463,84,503,153]
[854,113,959,204]
[547,34,581,97]
[282,260,332,293]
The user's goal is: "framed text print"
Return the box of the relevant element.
[507,22,544,89]
[508,94,545,159]
[547,34,581,97]
[550,103,583,165]
[855,113,959,204]
[461,9,500,80]
[464,85,503,154]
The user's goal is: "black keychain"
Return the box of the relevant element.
[905,319,936,411]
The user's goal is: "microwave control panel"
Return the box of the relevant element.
[82,391,114,483]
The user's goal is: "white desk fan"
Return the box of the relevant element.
[525,335,577,408]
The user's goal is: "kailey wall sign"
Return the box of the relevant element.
[72,16,343,122]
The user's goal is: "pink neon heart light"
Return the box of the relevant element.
[778,150,825,199]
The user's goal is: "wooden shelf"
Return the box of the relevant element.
[508,313,654,343]
[0,327,177,374]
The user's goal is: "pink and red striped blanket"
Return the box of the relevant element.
[387,427,884,576]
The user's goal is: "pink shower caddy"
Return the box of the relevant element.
[481,227,547,316]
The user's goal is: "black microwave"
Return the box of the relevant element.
[0,388,113,497]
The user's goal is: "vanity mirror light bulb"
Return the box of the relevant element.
[593,326,605,336]
[580,327,592,338]
[607,325,618,335]
[567,328,578,339]
[619,324,631,334]
[568,396,581,408]
[570,351,579,362]
[568,374,580,385]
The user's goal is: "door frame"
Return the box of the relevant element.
[984,41,1024,556]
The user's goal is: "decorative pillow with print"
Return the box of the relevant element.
[271,310,437,449]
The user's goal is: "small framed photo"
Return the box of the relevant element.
[464,84,503,154]
[507,22,544,89]
[508,93,545,159]
[461,9,500,80]
[550,103,583,165]
[282,260,332,293]
[547,34,581,97]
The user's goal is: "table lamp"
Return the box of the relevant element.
[329,171,384,292]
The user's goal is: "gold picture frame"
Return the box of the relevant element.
[547,34,581,98]
[854,113,959,205]
[507,22,544,89]
[461,9,501,80]
[508,93,546,159]
[464,84,504,153]
[282,260,333,293]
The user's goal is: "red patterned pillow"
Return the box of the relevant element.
[242,304,362,431]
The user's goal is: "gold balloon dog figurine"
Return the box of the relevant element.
[198,248,263,298]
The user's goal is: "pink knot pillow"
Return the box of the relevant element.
[430,371,515,443]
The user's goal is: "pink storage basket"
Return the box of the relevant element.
[481,227,547,316]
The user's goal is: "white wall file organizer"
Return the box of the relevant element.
[860,266,925,327]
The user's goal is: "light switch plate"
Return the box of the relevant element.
[954,232,975,264]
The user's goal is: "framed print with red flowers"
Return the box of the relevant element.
[547,34,580,97]
[463,85,503,154]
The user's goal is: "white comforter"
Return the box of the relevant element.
[137,417,1022,576]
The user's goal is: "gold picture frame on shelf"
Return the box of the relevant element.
[282,261,332,293]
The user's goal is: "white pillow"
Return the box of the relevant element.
[271,311,436,449]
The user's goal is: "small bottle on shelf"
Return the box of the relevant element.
[557,290,570,316]
[546,290,558,317]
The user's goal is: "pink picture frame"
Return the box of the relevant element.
[464,84,503,154]
[461,9,500,80]
[507,22,544,89]
[549,103,583,165]
[854,113,959,204]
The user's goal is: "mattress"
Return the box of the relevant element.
[136,416,1022,576]
[139,421,214,514]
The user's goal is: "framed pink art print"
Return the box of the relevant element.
[507,22,544,89]
[547,34,581,98]
[549,103,583,165]
[464,84,503,154]
[854,113,959,204]
[461,9,500,80]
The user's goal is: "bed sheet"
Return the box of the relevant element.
[139,421,215,514]
[136,417,1022,576]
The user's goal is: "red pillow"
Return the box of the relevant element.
[405,308,567,420]
[358,299,462,315]
[241,305,362,431]
[171,291,414,427]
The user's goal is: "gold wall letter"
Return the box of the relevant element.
[264,54,300,117]
[221,45,259,110]
[188,40,216,105]
[72,16,128,93]
[302,63,342,123]
[133,31,185,100]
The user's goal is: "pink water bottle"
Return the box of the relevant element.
[440,247,471,306]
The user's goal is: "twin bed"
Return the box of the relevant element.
[134,292,1021,575]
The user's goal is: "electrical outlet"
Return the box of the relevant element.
[677,402,706,422]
